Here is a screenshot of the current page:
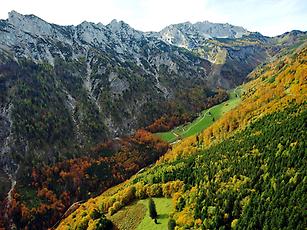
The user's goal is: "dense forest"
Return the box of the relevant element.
[58,43,306,229]
[1,129,169,229]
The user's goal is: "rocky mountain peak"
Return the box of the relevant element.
[108,19,120,26]
[7,10,52,36]
[107,19,126,31]
[0,11,149,63]
[193,21,249,38]
[107,19,136,33]
[8,10,22,20]
[106,19,143,41]
[159,20,251,48]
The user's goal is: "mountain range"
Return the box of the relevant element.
[0,10,306,229]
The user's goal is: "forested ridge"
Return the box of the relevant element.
[58,43,307,229]
[0,130,169,229]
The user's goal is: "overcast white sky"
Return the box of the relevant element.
[0,0,306,36]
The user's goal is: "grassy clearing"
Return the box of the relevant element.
[109,202,147,230]
[156,88,243,142]
[109,198,173,230]
[137,198,173,230]
[157,132,177,143]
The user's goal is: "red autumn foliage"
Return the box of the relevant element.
[2,130,169,229]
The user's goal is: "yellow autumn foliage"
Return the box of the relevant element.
[159,42,307,163]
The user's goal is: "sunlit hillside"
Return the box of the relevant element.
[57,42,306,230]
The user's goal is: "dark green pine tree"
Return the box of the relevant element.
[168,218,176,230]
[148,198,158,220]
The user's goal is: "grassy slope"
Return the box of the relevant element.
[108,202,147,230]
[137,198,173,230]
[108,198,172,230]
[157,88,242,142]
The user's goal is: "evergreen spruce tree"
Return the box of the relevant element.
[148,198,158,220]
[168,219,176,230]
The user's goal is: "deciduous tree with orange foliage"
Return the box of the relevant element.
[6,129,169,229]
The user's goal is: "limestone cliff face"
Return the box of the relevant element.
[158,21,250,49]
